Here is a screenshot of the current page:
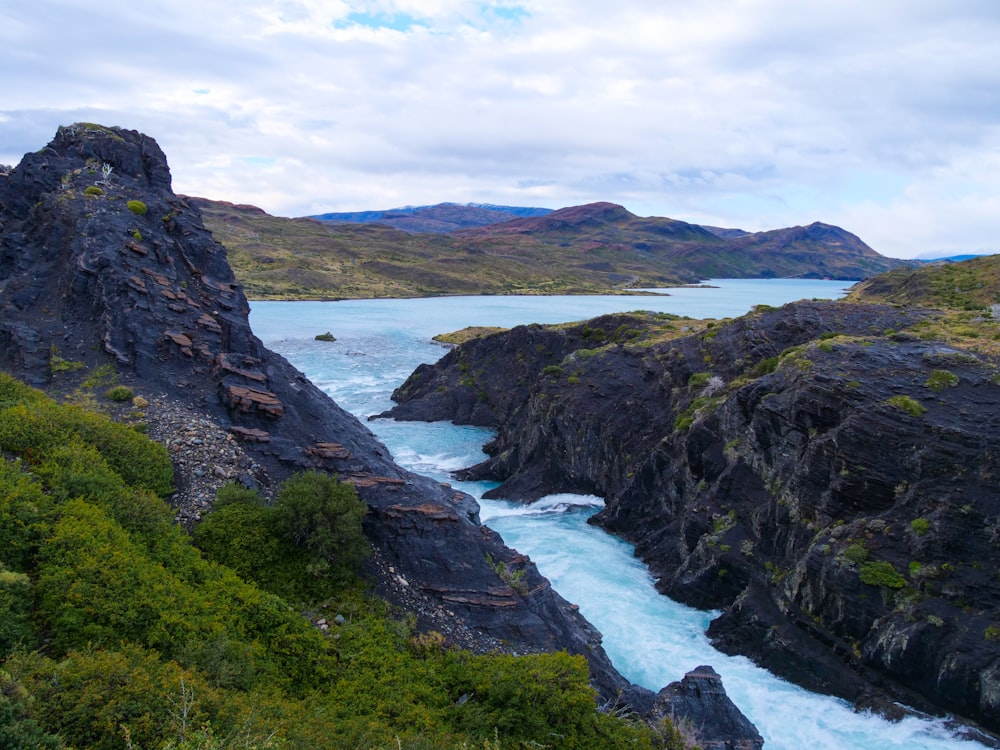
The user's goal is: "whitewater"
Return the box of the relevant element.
[250,280,992,750]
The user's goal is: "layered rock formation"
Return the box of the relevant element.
[0,124,761,746]
[381,301,1000,740]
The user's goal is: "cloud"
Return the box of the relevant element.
[2,0,999,257]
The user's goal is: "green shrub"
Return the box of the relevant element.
[214,481,265,507]
[750,355,779,377]
[0,458,51,571]
[48,346,84,374]
[8,646,225,750]
[126,199,148,216]
[859,561,906,588]
[104,385,134,402]
[83,185,103,196]
[925,369,959,392]
[674,396,721,431]
[0,670,61,750]
[275,471,369,583]
[0,373,46,407]
[886,395,927,417]
[542,365,563,378]
[194,485,332,602]
[910,517,931,535]
[843,542,869,565]
[79,364,118,389]
[0,565,35,655]
[445,651,648,748]
[688,372,713,388]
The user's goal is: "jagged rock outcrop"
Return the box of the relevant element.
[653,667,764,750]
[0,124,762,744]
[381,301,1000,739]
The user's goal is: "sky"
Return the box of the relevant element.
[2,1,999,259]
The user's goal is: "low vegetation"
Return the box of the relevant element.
[127,199,148,216]
[849,255,1000,311]
[0,371,675,749]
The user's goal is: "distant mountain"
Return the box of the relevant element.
[454,202,907,281]
[196,198,909,299]
[309,202,552,233]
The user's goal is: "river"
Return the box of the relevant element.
[249,280,990,750]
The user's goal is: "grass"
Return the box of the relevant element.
[849,255,1000,311]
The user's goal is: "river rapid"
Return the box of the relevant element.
[249,280,991,750]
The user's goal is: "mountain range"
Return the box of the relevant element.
[310,202,552,233]
[196,198,910,300]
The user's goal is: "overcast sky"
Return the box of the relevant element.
[3,1,999,259]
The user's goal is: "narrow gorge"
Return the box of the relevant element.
[381,300,1000,739]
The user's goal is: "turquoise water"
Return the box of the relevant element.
[251,280,990,749]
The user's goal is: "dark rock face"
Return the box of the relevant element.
[381,301,1000,738]
[653,666,763,750]
[0,124,762,744]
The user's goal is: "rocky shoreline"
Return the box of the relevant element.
[381,303,1000,740]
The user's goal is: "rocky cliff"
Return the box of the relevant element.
[0,124,761,747]
[381,299,1000,740]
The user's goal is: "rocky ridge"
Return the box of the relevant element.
[380,300,1000,742]
[0,124,761,747]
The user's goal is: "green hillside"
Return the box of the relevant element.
[849,254,1000,310]
[195,198,905,300]
[194,199,685,299]
[848,254,1000,355]
[0,372,674,750]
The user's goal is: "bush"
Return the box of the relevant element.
[0,395,174,495]
[910,517,931,535]
[750,355,779,377]
[688,372,713,388]
[859,561,906,589]
[84,185,103,196]
[674,396,721,431]
[104,385,134,402]
[446,651,646,747]
[194,485,331,602]
[886,394,927,417]
[0,670,61,750]
[925,369,959,392]
[127,199,148,216]
[0,373,46,407]
[275,472,369,582]
[843,542,869,565]
[0,565,35,655]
